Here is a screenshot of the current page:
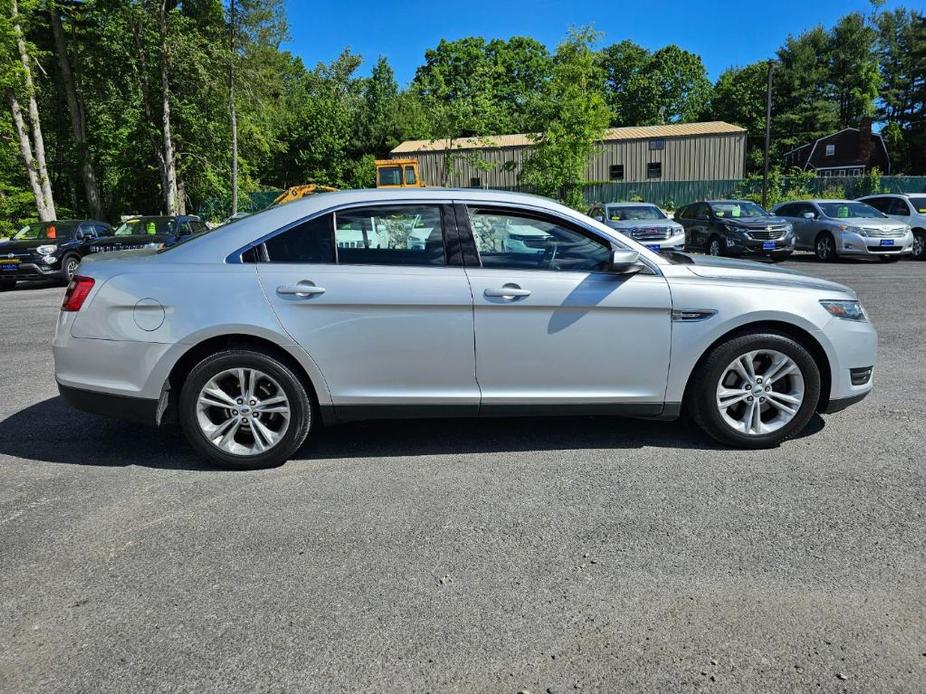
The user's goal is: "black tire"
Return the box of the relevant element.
[62,254,81,283]
[688,332,821,449]
[178,348,312,469]
[814,232,836,262]
[911,231,925,260]
[707,236,723,257]
[0,279,15,291]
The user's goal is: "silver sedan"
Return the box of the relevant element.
[588,202,685,251]
[54,189,877,468]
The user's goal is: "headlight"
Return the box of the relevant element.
[36,244,58,255]
[820,299,867,322]
[723,222,748,235]
[838,224,865,237]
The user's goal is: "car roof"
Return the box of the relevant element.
[605,201,658,207]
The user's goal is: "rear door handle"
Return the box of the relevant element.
[484,284,531,300]
[276,281,326,297]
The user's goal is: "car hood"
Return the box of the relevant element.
[720,216,789,226]
[606,219,680,229]
[673,254,855,296]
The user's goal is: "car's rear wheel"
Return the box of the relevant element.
[814,232,836,262]
[707,236,723,256]
[179,349,312,469]
[911,231,925,260]
[689,332,821,448]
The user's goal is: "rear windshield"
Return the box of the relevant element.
[606,205,665,221]
[710,201,768,218]
[114,218,173,236]
[13,221,77,241]
[818,202,885,219]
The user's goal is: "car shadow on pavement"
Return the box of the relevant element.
[0,396,826,469]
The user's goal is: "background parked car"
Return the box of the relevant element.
[857,193,926,260]
[772,199,912,262]
[675,200,794,260]
[90,215,209,253]
[588,202,685,252]
[0,219,112,290]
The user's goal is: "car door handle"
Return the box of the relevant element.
[276,281,326,297]
[484,284,531,300]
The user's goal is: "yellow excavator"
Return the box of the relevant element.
[269,161,424,208]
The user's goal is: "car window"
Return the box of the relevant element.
[377,166,401,186]
[469,207,610,272]
[334,206,445,266]
[693,203,710,219]
[818,201,883,219]
[776,204,795,216]
[887,198,911,216]
[114,218,172,236]
[253,213,336,264]
[862,197,888,212]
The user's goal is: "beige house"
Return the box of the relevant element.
[390,121,747,188]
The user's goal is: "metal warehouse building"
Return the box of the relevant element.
[390,121,747,188]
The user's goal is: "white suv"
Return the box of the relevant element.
[857,194,926,260]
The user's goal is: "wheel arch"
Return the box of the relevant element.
[160,333,330,426]
[681,320,832,414]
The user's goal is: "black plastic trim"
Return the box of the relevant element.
[58,383,160,426]
[820,390,869,414]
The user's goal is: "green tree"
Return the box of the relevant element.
[520,28,610,209]
[600,40,712,126]
[707,62,769,172]
[828,12,879,127]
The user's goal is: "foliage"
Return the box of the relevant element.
[519,28,610,210]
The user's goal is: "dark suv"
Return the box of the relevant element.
[0,219,112,289]
[675,200,795,260]
[90,215,209,253]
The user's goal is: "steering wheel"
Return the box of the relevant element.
[540,240,558,270]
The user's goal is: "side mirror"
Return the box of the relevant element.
[593,214,604,222]
[802,211,815,220]
[610,249,642,274]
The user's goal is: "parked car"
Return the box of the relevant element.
[674,200,795,260]
[587,202,685,252]
[54,189,876,469]
[772,199,913,262]
[857,193,926,260]
[0,219,112,290]
[90,215,208,253]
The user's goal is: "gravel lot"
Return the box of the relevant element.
[0,256,923,693]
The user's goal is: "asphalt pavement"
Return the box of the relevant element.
[0,256,923,693]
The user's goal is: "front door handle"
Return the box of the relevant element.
[276,281,326,297]
[484,284,531,300]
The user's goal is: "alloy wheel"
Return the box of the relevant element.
[708,238,722,256]
[65,258,79,281]
[195,367,291,456]
[815,235,834,261]
[715,349,805,436]
[913,233,925,259]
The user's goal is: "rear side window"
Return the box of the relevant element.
[334,206,445,266]
[863,197,888,212]
[258,214,335,263]
[887,198,911,216]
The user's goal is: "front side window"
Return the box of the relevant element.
[258,213,335,263]
[377,166,401,186]
[887,198,911,216]
[469,208,610,272]
[862,197,888,212]
[334,206,445,266]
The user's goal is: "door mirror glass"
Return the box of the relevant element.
[610,249,641,274]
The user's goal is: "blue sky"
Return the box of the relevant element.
[283,0,917,84]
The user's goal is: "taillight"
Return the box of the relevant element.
[62,275,95,312]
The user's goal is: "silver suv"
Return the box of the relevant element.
[54,189,876,468]
[857,193,926,260]
[773,199,913,261]
[588,202,685,252]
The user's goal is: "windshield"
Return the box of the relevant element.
[13,222,76,241]
[710,201,768,218]
[818,201,885,219]
[606,205,666,221]
[114,218,173,236]
[909,196,926,214]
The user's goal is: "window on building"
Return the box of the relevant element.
[649,139,665,151]
[404,166,418,185]
[470,177,482,188]
[334,205,446,266]
[608,164,624,181]
[646,162,662,179]
[825,144,835,157]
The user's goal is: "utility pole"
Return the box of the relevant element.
[762,59,774,209]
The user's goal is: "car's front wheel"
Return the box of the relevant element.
[179,348,312,469]
[911,231,925,260]
[814,232,836,262]
[707,236,723,256]
[62,254,80,282]
[689,332,821,448]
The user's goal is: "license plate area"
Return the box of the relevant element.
[762,241,776,250]
[880,239,894,246]
[645,244,661,252]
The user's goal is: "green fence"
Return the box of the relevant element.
[197,190,281,222]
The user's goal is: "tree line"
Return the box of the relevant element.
[1,1,923,231]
